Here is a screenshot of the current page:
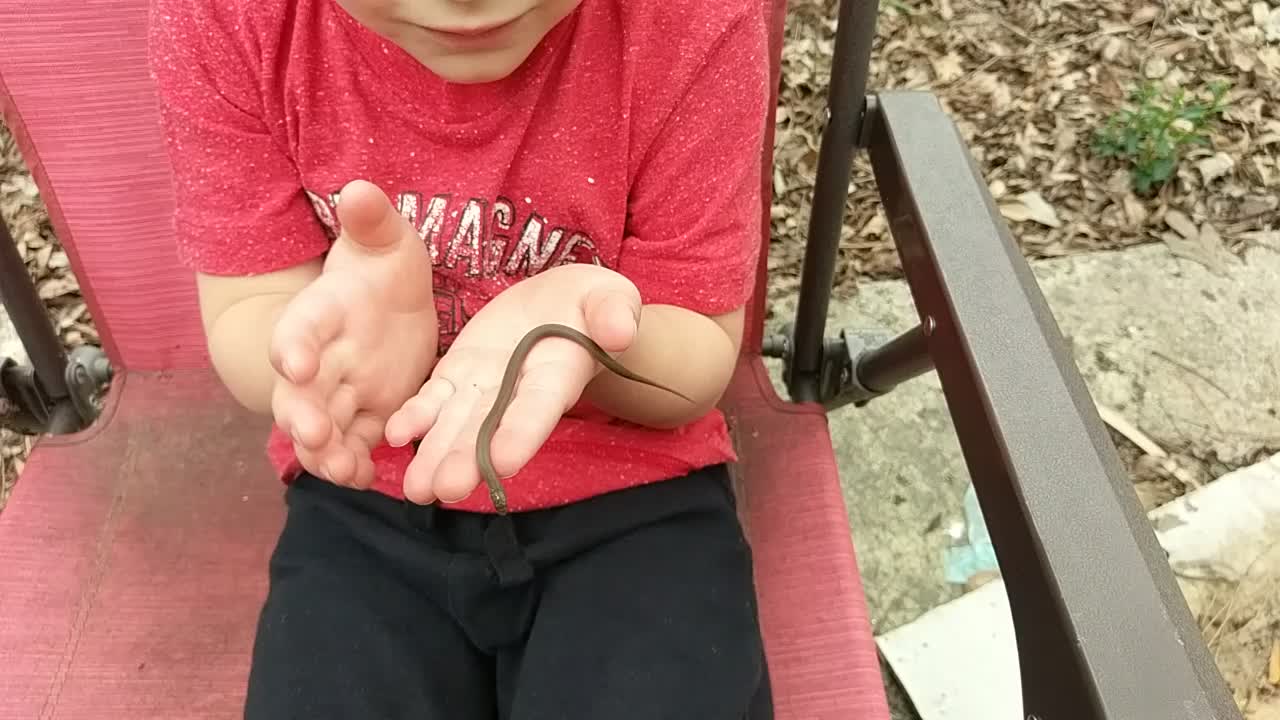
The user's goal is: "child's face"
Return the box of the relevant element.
[337,0,582,83]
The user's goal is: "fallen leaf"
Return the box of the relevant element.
[999,191,1062,228]
[1240,195,1278,216]
[1261,47,1280,72]
[931,53,965,84]
[1160,223,1238,276]
[35,276,78,301]
[1123,194,1149,226]
[1164,209,1199,239]
[1130,6,1161,25]
[1240,230,1280,250]
[1256,1,1280,41]
[1196,152,1236,183]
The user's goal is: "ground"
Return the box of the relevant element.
[771,0,1278,295]
[2,0,1279,715]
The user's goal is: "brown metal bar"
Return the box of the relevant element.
[786,0,880,402]
[866,90,1241,720]
[853,322,933,395]
[0,212,69,402]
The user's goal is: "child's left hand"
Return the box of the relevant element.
[385,263,643,506]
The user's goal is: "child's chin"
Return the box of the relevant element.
[418,48,533,85]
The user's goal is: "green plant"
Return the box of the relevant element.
[1091,80,1231,195]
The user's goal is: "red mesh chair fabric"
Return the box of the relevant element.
[0,0,890,717]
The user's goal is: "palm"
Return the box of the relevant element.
[386,264,641,507]
[270,180,438,489]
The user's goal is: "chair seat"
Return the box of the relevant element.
[0,369,281,719]
[0,359,888,719]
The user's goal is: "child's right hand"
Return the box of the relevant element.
[268,180,438,489]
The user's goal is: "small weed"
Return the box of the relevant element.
[1091,80,1231,195]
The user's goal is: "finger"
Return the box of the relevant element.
[343,413,383,490]
[293,446,328,484]
[432,387,496,504]
[432,447,484,505]
[384,378,456,447]
[335,179,411,254]
[427,381,491,499]
[292,418,350,486]
[403,383,482,505]
[313,432,358,488]
[482,365,573,480]
[272,383,334,451]
[580,284,641,354]
[269,280,347,384]
[326,383,359,435]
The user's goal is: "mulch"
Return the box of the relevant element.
[768,0,1279,301]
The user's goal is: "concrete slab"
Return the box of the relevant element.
[874,451,1280,719]
[763,242,1280,637]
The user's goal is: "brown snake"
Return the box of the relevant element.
[413,323,694,514]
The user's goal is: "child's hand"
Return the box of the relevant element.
[269,180,438,489]
[385,264,641,506]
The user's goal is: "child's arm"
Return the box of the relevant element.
[578,3,769,428]
[579,303,742,429]
[196,262,321,415]
[149,0,333,415]
[149,3,438,488]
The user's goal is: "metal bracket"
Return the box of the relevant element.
[765,325,906,411]
[831,328,894,409]
[64,344,112,427]
[0,344,111,436]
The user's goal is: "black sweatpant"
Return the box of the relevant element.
[243,464,772,719]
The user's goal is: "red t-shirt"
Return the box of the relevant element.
[148,0,768,512]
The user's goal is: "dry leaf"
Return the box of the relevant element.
[931,53,965,83]
[35,277,77,301]
[1270,638,1280,686]
[1240,230,1280,250]
[1123,194,1149,226]
[1131,5,1161,24]
[1196,153,1237,186]
[1256,1,1280,40]
[1143,56,1170,78]
[999,191,1062,228]
[1164,209,1200,238]
[1161,222,1237,276]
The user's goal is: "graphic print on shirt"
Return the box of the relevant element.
[306,188,605,351]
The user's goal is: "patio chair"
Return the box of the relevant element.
[0,0,1242,717]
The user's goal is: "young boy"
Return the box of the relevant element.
[148,0,773,717]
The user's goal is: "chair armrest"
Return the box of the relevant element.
[865,90,1240,720]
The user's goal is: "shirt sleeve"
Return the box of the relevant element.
[616,5,770,316]
[147,0,330,276]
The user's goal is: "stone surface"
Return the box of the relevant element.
[763,241,1280,638]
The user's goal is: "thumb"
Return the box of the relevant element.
[581,282,641,355]
[335,179,409,253]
